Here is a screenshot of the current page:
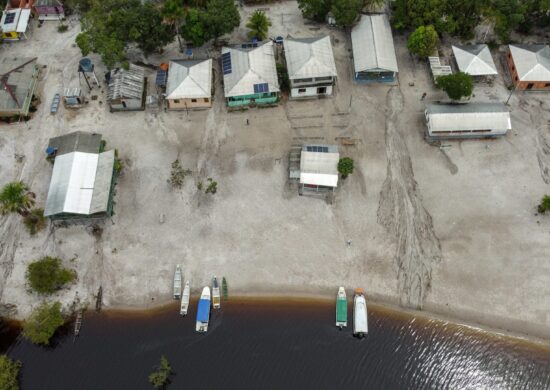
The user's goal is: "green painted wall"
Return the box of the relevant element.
[227,92,278,107]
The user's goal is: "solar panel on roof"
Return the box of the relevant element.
[306,146,329,153]
[222,52,232,75]
[5,12,16,24]
[155,70,167,86]
[253,83,269,94]
[241,42,258,49]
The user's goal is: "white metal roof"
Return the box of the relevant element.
[452,44,497,76]
[300,149,339,187]
[0,8,31,33]
[283,36,337,79]
[509,44,550,82]
[426,103,512,132]
[44,150,115,216]
[166,59,212,99]
[222,41,280,97]
[351,14,398,73]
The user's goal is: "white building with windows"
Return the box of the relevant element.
[284,36,338,99]
[299,144,340,193]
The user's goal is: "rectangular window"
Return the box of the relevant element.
[527,83,534,90]
[317,87,327,94]
[294,78,313,83]
[315,76,332,81]
[204,98,209,102]
[298,88,306,93]
[173,99,180,103]
[545,83,550,88]
[191,99,197,102]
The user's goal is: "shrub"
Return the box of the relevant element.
[338,157,354,178]
[27,256,75,295]
[407,25,438,58]
[23,302,65,345]
[205,178,217,194]
[0,355,21,390]
[276,63,290,93]
[0,181,35,216]
[149,355,173,388]
[23,208,47,235]
[538,195,550,214]
[57,24,69,33]
[170,160,191,189]
[114,149,123,174]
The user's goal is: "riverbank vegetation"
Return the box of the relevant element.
[0,182,46,235]
[22,302,65,345]
[26,257,76,295]
[538,195,550,214]
[0,355,21,390]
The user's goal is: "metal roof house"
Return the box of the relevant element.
[0,7,32,40]
[0,57,39,118]
[452,44,497,76]
[424,103,511,139]
[44,132,116,220]
[107,64,146,112]
[506,44,550,91]
[166,59,212,110]
[351,14,398,83]
[283,36,337,99]
[299,145,340,194]
[221,41,279,107]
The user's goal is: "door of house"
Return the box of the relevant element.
[317,87,327,94]
[527,83,534,90]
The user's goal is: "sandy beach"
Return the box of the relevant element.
[0,3,549,342]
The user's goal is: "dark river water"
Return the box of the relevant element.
[2,298,550,389]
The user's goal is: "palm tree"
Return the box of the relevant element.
[246,11,271,41]
[162,0,185,52]
[0,181,35,216]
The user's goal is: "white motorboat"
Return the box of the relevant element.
[180,281,190,316]
[353,288,368,337]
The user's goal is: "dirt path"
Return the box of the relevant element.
[377,87,441,309]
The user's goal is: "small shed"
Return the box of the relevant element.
[107,64,146,112]
[452,44,497,76]
[299,145,339,193]
[507,44,550,91]
[33,0,64,20]
[0,8,31,40]
[47,131,102,156]
[0,57,39,118]
[63,87,85,107]
[351,14,398,83]
[165,59,212,110]
[221,41,280,107]
[424,103,511,139]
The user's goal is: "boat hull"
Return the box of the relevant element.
[212,277,221,309]
[336,287,347,328]
[173,265,182,299]
[180,282,190,316]
[353,293,368,337]
[195,287,211,333]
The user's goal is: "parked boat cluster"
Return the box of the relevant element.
[336,287,369,338]
[173,266,226,333]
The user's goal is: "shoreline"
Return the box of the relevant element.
[89,291,550,348]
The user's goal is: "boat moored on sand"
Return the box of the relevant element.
[180,280,190,316]
[353,288,368,338]
[336,287,347,329]
[196,287,211,333]
[173,265,182,299]
[212,277,221,309]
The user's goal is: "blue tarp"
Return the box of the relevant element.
[197,298,210,322]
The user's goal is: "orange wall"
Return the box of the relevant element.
[507,51,550,91]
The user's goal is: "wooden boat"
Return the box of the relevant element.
[173,265,182,299]
[196,287,211,333]
[180,281,190,316]
[222,277,228,300]
[212,277,221,309]
[353,288,368,338]
[73,310,83,342]
[336,287,347,329]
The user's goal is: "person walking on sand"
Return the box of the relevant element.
[347,239,352,247]
[246,118,250,125]
[421,92,427,101]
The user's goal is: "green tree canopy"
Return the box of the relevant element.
[76,0,174,68]
[23,302,65,345]
[149,356,173,388]
[0,355,21,390]
[246,11,272,40]
[538,195,550,214]
[0,181,35,216]
[407,25,439,58]
[297,0,331,22]
[162,0,185,51]
[181,9,208,47]
[203,0,240,42]
[338,157,354,178]
[331,0,362,26]
[436,72,474,101]
[27,256,76,295]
